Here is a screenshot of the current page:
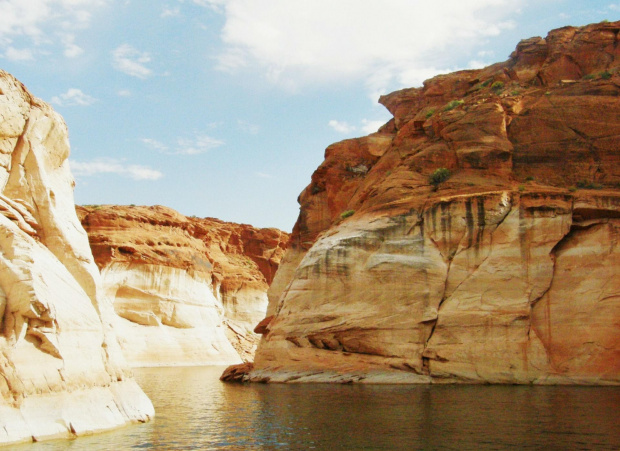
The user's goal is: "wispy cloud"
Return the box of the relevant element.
[0,0,106,60]
[60,33,83,58]
[176,135,225,155]
[51,88,97,106]
[212,0,526,95]
[237,120,260,134]
[328,120,356,134]
[112,44,152,79]
[329,118,386,135]
[141,134,225,155]
[192,0,227,11]
[141,138,169,152]
[70,158,163,180]
[117,89,132,97]
[360,119,385,135]
[161,6,181,18]
[255,171,273,179]
[4,47,34,61]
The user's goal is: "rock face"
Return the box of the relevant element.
[248,22,620,384]
[0,70,153,445]
[77,205,289,366]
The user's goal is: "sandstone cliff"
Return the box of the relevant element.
[0,71,153,445]
[77,205,289,366]
[247,21,620,384]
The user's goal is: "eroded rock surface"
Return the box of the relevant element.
[77,205,289,366]
[247,21,620,385]
[0,70,153,445]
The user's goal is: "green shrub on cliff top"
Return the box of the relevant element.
[429,168,451,186]
[443,99,464,112]
[491,81,504,93]
[340,210,355,219]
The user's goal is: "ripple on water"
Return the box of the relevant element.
[11,366,620,450]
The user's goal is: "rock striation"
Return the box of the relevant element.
[77,205,289,366]
[246,21,620,384]
[0,70,153,446]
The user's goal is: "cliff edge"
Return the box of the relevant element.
[246,21,620,384]
[78,205,289,365]
[0,71,153,445]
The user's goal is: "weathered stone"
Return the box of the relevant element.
[77,205,289,365]
[249,21,620,385]
[0,70,154,446]
[220,362,254,383]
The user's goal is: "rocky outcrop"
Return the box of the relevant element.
[247,21,620,384]
[77,205,289,366]
[0,70,153,445]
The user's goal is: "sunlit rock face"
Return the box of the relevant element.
[249,21,620,384]
[0,70,153,446]
[77,205,289,366]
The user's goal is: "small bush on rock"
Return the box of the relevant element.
[576,180,603,190]
[429,168,451,186]
[491,81,504,93]
[443,99,464,111]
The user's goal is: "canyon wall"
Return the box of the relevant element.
[0,71,153,445]
[78,205,289,366]
[246,21,620,384]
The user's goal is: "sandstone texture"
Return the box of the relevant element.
[77,205,289,366]
[0,71,153,446]
[247,22,620,385]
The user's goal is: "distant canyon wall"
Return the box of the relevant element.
[78,205,289,366]
[247,21,620,384]
[0,70,153,446]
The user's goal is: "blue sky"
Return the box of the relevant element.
[1,0,617,231]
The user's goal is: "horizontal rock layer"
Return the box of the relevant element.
[249,21,620,384]
[0,71,153,446]
[78,205,289,366]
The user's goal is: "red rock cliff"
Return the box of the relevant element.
[248,21,620,384]
[78,205,289,365]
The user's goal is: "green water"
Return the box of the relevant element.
[16,366,620,450]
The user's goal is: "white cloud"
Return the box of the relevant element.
[176,135,224,155]
[4,47,35,61]
[112,44,153,79]
[117,89,132,97]
[161,6,181,17]
[70,158,163,180]
[329,118,387,135]
[212,0,528,95]
[328,120,356,134]
[468,60,488,69]
[141,134,224,155]
[141,138,169,152]
[192,0,227,11]
[50,88,97,106]
[0,0,106,60]
[61,33,83,58]
[360,119,385,135]
[255,171,273,179]
[237,120,260,134]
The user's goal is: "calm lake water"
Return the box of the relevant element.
[16,366,620,450]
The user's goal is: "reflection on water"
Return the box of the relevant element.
[16,366,620,450]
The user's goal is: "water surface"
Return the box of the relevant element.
[18,366,620,450]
